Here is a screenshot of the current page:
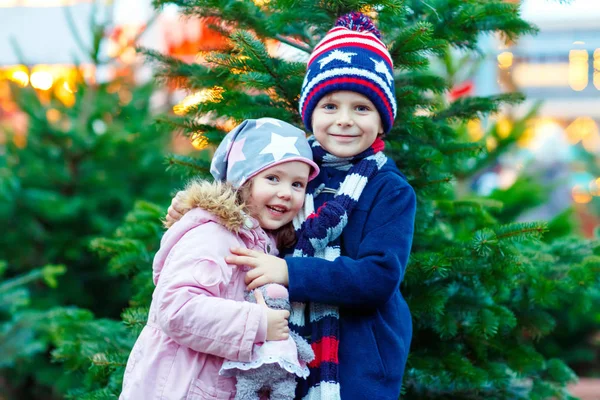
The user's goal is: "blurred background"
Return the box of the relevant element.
[471,0,600,235]
[1,0,600,398]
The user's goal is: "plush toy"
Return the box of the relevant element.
[220,283,315,400]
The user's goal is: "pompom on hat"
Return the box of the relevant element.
[299,12,397,134]
[210,118,319,189]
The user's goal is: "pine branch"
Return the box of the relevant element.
[433,93,525,122]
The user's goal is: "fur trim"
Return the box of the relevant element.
[163,179,246,232]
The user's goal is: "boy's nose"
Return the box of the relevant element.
[336,110,354,126]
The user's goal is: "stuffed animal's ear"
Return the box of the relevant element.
[264,283,289,299]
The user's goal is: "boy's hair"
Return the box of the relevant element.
[299,12,397,134]
[237,180,297,250]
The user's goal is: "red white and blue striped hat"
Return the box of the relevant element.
[299,12,397,134]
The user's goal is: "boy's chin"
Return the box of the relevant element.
[325,146,364,158]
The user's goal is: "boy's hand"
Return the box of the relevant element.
[254,290,290,341]
[165,191,186,225]
[225,248,289,290]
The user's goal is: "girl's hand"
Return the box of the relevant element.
[254,290,290,341]
[225,248,289,290]
[165,191,186,225]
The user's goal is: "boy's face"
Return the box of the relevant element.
[311,91,383,158]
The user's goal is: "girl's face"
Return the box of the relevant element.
[246,161,310,230]
[311,91,383,158]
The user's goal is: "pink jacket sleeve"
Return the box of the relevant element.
[154,222,267,362]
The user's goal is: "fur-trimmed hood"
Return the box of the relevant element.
[163,179,247,232]
[153,179,274,286]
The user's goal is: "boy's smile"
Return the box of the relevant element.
[311,91,384,158]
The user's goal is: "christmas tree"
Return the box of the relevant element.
[43,0,598,399]
[445,49,600,388]
[0,8,179,398]
[0,262,65,398]
[534,136,600,378]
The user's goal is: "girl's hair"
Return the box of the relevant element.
[237,180,297,250]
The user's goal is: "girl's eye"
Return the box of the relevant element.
[266,175,279,182]
[292,181,305,189]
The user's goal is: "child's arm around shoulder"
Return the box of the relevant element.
[287,176,416,307]
[153,221,267,362]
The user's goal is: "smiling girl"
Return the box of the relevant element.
[119,118,319,400]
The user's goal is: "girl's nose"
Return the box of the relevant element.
[277,187,291,200]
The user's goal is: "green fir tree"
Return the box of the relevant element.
[533,142,600,378]
[0,6,179,398]
[0,262,66,399]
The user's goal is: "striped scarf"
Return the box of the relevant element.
[291,136,388,399]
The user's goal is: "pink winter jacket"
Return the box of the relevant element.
[120,181,276,400]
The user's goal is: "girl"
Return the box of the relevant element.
[120,118,319,400]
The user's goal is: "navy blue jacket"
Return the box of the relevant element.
[287,158,416,400]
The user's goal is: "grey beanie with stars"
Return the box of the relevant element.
[210,118,319,189]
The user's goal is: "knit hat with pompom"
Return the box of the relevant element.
[299,12,396,134]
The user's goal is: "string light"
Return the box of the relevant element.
[572,185,592,204]
[497,52,513,70]
[467,119,484,142]
[55,80,76,107]
[46,108,61,124]
[496,117,512,139]
[30,70,54,90]
[190,131,209,150]
[173,87,225,115]
[486,137,497,152]
[63,81,75,93]
[569,49,589,91]
[565,117,599,149]
[10,69,29,87]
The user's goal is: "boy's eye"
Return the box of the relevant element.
[356,105,371,112]
[322,103,337,110]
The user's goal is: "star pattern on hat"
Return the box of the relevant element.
[227,137,247,173]
[255,118,283,129]
[318,50,356,69]
[259,132,300,161]
[370,58,393,85]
